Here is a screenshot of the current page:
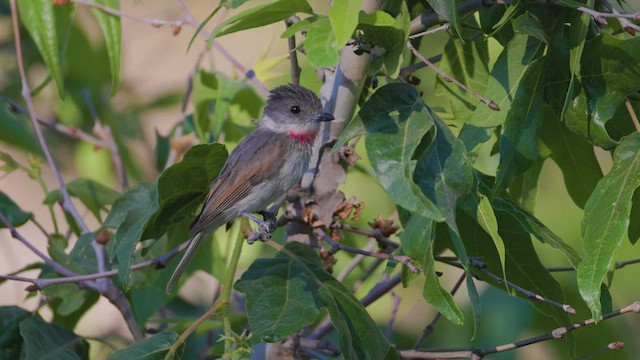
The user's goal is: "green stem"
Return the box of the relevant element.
[221,222,244,352]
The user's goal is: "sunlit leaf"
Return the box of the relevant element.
[89,0,121,96]
[578,133,640,319]
[329,0,361,49]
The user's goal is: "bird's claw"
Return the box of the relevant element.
[244,211,277,244]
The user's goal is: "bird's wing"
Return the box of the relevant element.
[189,129,289,234]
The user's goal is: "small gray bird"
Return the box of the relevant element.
[166,84,334,293]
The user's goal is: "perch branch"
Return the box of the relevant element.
[285,16,301,85]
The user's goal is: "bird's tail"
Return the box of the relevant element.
[166,231,205,293]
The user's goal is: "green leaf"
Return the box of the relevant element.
[334,83,443,221]
[578,133,640,319]
[19,314,89,360]
[69,178,119,221]
[493,197,582,268]
[107,332,178,360]
[280,15,318,38]
[305,16,340,68]
[564,35,640,149]
[494,58,545,191]
[629,189,640,245]
[357,6,409,78]
[89,0,121,96]
[143,143,227,238]
[235,242,396,360]
[329,0,361,49]
[399,215,463,324]
[0,306,31,360]
[103,183,159,288]
[192,71,263,139]
[0,191,32,228]
[560,0,594,121]
[425,0,461,37]
[460,33,544,151]
[17,0,65,97]
[540,109,603,209]
[210,0,313,39]
[220,0,252,9]
[0,99,39,154]
[434,27,490,124]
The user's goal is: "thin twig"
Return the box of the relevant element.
[315,229,420,273]
[333,223,400,251]
[409,23,451,39]
[81,90,128,190]
[385,291,402,340]
[625,98,640,132]
[413,273,466,349]
[336,239,375,282]
[71,0,184,27]
[400,302,640,359]
[406,41,500,111]
[285,16,301,85]
[603,0,640,34]
[9,0,142,340]
[469,257,576,314]
[577,341,624,360]
[2,240,191,290]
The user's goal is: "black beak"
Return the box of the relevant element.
[313,112,335,122]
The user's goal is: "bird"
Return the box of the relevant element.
[166,83,335,293]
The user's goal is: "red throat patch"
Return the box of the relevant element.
[288,130,317,145]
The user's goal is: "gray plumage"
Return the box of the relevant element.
[166,84,334,293]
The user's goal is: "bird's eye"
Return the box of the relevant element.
[290,105,301,114]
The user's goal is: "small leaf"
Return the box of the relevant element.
[334,83,443,221]
[210,0,313,39]
[0,191,32,228]
[0,100,39,154]
[67,178,119,221]
[578,133,640,319]
[89,0,121,96]
[19,314,89,360]
[399,215,463,324]
[107,332,179,360]
[235,242,396,360]
[103,184,159,288]
[17,0,65,97]
[329,0,362,49]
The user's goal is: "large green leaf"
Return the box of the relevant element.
[143,143,227,239]
[107,332,178,360]
[19,314,89,360]
[578,133,640,319]
[460,33,544,151]
[235,242,397,360]
[329,0,361,49]
[540,108,603,209]
[399,215,463,324]
[434,26,490,124]
[0,306,31,360]
[210,0,313,39]
[46,179,120,222]
[493,197,582,268]
[564,35,640,149]
[494,58,545,191]
[17,0,65,97]
[334,83,443,221]
[305,16,340,68]
[103,183,158,288]
[425,0,461,37]
[0,191,32,228]
[89,0,121,96]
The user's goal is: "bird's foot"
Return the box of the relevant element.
[243,212,277,244]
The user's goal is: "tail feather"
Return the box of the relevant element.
[166,231,205,293]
